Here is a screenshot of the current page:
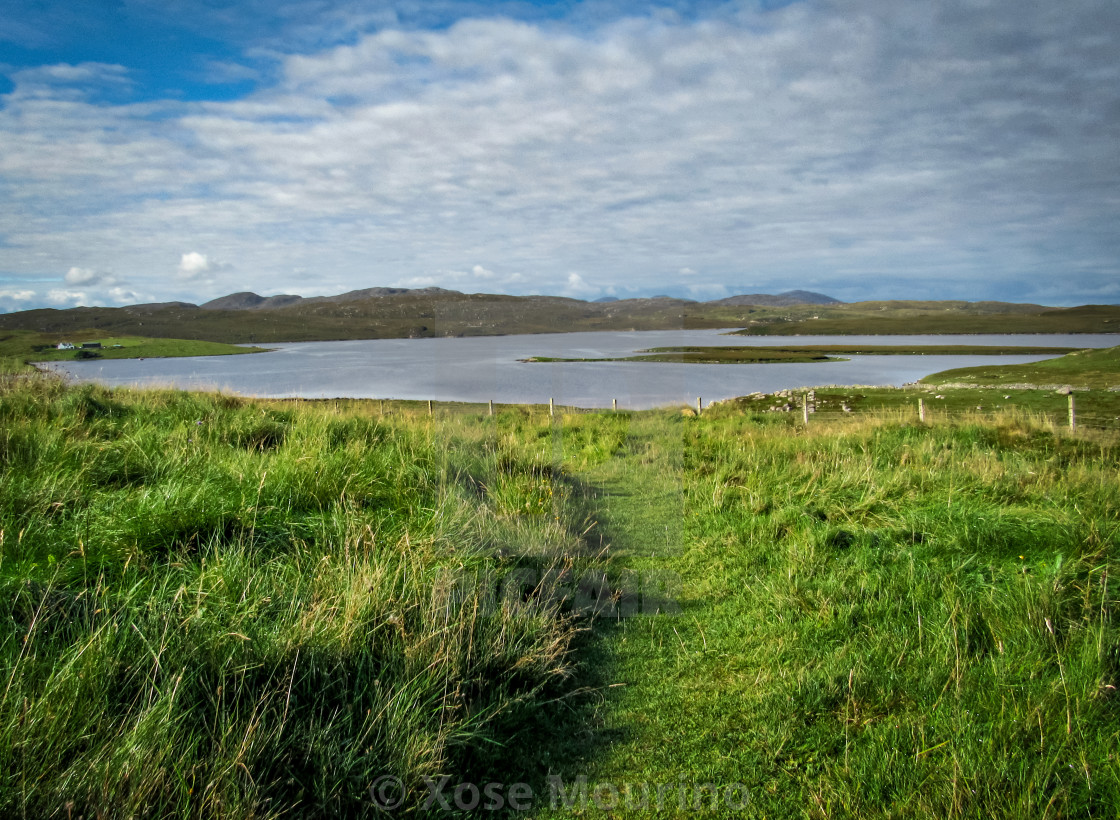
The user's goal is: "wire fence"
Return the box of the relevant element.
[387,391,1120,434]
[711,391,1120,433]
[795,405,1119,433]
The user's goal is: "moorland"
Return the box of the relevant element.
[1,288,1118,346]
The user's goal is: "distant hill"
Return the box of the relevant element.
[708,290,841,307]
[124,301,199,314]
[200,292,305,310]
[199,286,458,311]
[190,286,835,311]
[2,288,1116,344]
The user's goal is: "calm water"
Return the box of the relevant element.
[40,331,1119,410]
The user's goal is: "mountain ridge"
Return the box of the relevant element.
[709,289,841,307]
[188,287,838,311]
[3,288,1117,344]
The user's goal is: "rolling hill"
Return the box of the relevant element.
[1,288,1117,344]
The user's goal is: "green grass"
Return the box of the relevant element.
[0,378,608,818]
[923,345,1120,389]
[716,347,1120,431]
[513,406,1120,819]
[2,374,1119,818]
[723,386,1120,431]
[0,330,267,374]
[733,302,1120,336]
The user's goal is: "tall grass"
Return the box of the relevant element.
[4,376,1119,818]
[0,379,598,817]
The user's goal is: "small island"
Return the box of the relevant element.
[522,343,1081,364]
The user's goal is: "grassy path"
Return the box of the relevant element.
[525,414,762,818]
[523,409,1120,819]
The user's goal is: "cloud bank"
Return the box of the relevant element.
[1,0,1119,310]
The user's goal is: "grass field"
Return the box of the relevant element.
[923,345,1120,389]
[0,379,613,817]
[732,302,1120,336]
[506,406,1120,818]
[2,354,1119,817]
[723,385,1120,432]
[0,329,266,374]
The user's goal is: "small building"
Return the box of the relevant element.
[56,342,75,350]
[80,342,102,350]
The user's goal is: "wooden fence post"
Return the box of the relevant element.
[696,397,702,414]
[918,398,926,423]
[1069,394,1076,432]
[612,398,617,412]
[802,397,809,425]
[427,399,432,417]
[549,397,554,417]
[489,399,494,417]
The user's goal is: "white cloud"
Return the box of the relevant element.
[64,267,99,285]
[63,266,121,286]
[393,265,527,292]
[107,286,141,303]
[178,252,211,276]
[198,59,261,84]
[4,62,132,102]
[176,251,228,281]
[564,272,598,297]
[46,288,89,306]
[0,289,38,314]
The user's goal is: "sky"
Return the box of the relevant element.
[1,0,1119,312]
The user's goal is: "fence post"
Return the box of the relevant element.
[612,398,617,413]
[379,400,384,415]
[1068,394,1076,432]
[696,397,702,414]
[489,399,494,417]
[802,396,809,426]
[918,398,926,423]
[549,397,554,417]
[427,399,432,417]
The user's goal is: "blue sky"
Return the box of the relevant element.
[2,0,1119,311]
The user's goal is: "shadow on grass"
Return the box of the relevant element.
[456,418,688,815]
[457,614,627,815]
